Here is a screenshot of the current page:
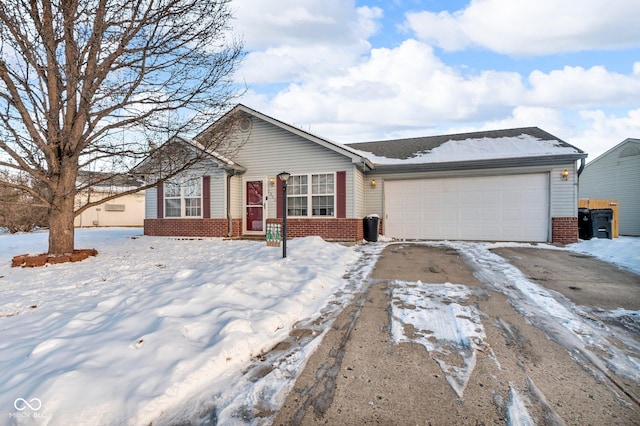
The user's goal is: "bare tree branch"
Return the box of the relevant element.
[0,0,244,254]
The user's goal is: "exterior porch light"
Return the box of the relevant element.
[561,169,570,181]
[270,177,276,185]
[371,179,377,187]
[277,171,290,258]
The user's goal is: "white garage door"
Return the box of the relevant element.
[384,174,549,242]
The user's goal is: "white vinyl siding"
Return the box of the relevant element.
[230,118,358,219]
[579,139,640,236]
[353,168,366,218]
[145,187,158,219]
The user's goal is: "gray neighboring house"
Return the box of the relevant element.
[579,138,640,236]
[142,104,587,243]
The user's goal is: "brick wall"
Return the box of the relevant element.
[267,218,364,241]
[144,218,242,238]
[145,218,370,241]
[551,217,578,244]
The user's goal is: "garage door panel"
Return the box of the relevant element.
[385,174,549,242]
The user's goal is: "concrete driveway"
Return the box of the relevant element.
[273,243,640,425]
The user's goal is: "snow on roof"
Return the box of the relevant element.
[351,134,582,165]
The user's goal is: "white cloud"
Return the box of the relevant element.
[573,109,640,160]
[233,1,383,87]
[259,40,529,139]
[405,0,640,55]
[231,1,640,158]
[527,64,640,107]
[238,38,640,148]
[232,0,382,50]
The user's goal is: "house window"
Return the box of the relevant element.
[164,177,202,218]
[287,173,335,217]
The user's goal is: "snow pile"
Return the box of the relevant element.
[0,229,360,425]
[355,134,579,165]
[567,236,640,275]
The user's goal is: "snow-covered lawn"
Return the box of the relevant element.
[0,229,374,425]
[0,229,638,425]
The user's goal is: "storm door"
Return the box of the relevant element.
[244,179,266,234]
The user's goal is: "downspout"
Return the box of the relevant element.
[577,157,586,176]
[226,170,235,237]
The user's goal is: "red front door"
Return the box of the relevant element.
[245,179,264,233]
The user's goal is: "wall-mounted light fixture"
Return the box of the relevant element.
[270,177,275,185]
[561,169,570,181]
[371,179,377,187]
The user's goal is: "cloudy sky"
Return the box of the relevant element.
[229,0,640,160]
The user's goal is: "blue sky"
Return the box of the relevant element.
[230,0,640,160]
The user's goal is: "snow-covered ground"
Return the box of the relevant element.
[0,229,638,425]
[0,229,378,425]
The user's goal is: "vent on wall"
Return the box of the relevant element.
[619,146,640,158]
[105,204,126,212]
[239,116,252,132]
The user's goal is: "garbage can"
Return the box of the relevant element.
[578,207,592,240]
[363,214,380,242]
[590,208,613,239]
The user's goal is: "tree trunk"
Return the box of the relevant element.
[47,167,78,255]
[48,198,76,255]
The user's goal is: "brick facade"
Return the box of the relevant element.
[144,218,368,241]
[144,218,242,238]
[551,217,578,244]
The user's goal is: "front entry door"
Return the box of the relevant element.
[244,179,265,234]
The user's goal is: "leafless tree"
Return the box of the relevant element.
[0,0,244,255]
[0,170,48,233]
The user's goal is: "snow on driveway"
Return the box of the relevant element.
[390,239,640,422]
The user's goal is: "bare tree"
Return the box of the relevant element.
[0,170,48,233]
[0,0,243,255]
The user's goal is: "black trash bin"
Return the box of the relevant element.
[578,207,592,240]
[363,215,380,242]
[590,208,613,239]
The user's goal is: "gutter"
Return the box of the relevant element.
[370,154,589,175]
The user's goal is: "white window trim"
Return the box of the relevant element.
[287,172,336,218]
[164,177,203,219]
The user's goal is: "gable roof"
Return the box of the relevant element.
[584,138,640,169]
[178,136,246,172]
[132,136,247,177]
[346,127,587,172]
[197,104,375,170]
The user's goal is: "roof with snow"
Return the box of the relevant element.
[346,127,586,170]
